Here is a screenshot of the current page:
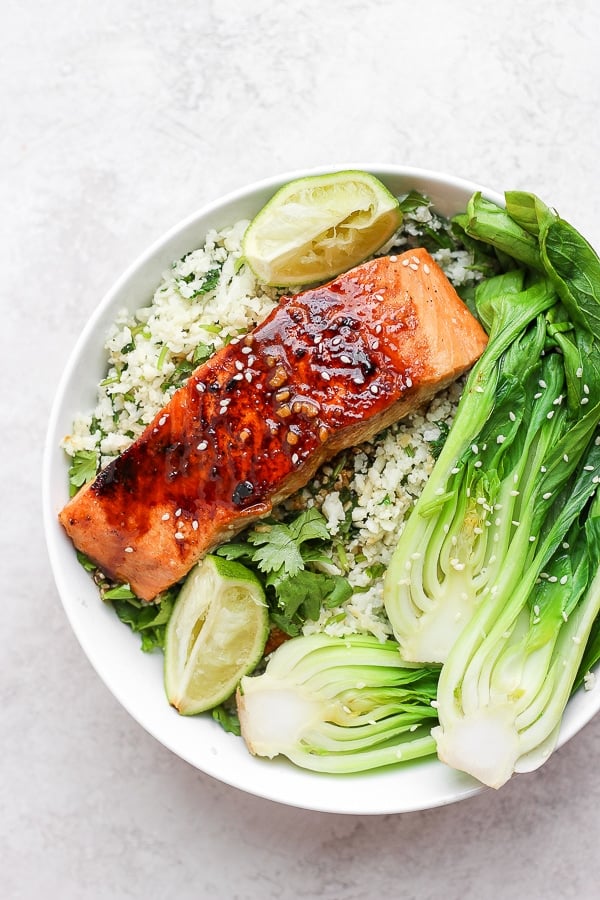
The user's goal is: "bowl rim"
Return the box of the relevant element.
[43,163,600,814]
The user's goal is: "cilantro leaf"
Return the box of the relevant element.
[192,342,215,366]
[68,449,98,494]
[271,569,353,630]
[287,507,330,544]
[109,589,176,652]
[248,524,305,576]
[212,703,241,736]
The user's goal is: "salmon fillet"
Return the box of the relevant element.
[59,249,488,600]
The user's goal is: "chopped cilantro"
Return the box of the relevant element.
[162,359,196,392]
[192,342,215,365]
[429,421,451,460]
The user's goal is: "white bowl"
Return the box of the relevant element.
[43,165,600,814]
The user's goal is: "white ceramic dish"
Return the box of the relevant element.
[43,165,600,814]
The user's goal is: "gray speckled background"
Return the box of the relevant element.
[4,1,600,897]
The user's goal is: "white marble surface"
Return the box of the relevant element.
[4,0,600,897]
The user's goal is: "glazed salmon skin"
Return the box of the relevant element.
[59,249,488,600]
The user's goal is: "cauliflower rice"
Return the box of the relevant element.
[64,203,479,642]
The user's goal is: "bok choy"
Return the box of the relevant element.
[384,191,600,785]
[237,634,438,773]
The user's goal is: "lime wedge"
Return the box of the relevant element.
[242,170,402,286]
[164,555,269,715]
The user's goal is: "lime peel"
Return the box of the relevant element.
[164,555,268,715]
[242,170,402,286]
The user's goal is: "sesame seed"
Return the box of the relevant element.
[475,386,484,393]
[196,382,206,393]
[390,255,398,263]
[192,521,199,530]
[576,367,583,378]
[409,262,419,270]
[244,371,254,382]
[235,360,244,371]
[247,355,256,367]
[158,415,168,426]
[291,452,299,464]
[581,397,589,405]
[332,336,342,346]
[174,532,184,540]
[321,372,331,381]
[474,460,482,468]
[584,465,595,471]
[197,440,208,450]
[509,411,516,422]
[497,435,506,444]
[124,546,133,553]
[241,346,251,354]
[372,339,380,351]
[423,263,430,274]
[534,392,542,400]
[340,355,352,364]
[540,466,547,473]
[374,324,383,334]
[402,258,410,267]
[539,379,547,389]
[548,575,558,583]
[405,376,413,388]
[451,467,460,475]
[529,535,536,542]
[543,492,552,500]
[313,334,322,345]
[471,444,479,454]
[510,489,520,497]
[560,575,568,585]
[512,520,520,527]
[175,508,182,517]
[161,513,170,521]
[233,373,243,381]
[370,384,379,395]
[584,382,590,393]
[547,410,554,419]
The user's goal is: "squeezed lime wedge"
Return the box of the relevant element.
[164,555,268,715]
[242,170,402,286]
